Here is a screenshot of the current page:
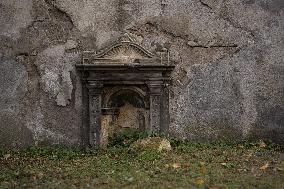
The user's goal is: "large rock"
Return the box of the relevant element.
[131,137,172,152]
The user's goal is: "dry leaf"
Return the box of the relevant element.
[209,187,224,189]
[260,163,269,170]
[275,167,283,171]
[220,163,227,166]
[171,163,181,169]
[38,172,44,179]
[183,163,190,168]
[30,176,37,181]
[237,144,244,148]
[3,154,11,160]
[200,166,206,174]
[258,140,267,148]
[194,178,205,186]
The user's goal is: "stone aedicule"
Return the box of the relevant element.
[76,33,175,148]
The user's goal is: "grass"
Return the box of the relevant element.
[0,140,283,189]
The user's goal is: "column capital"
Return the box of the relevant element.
[147,82,163,95]
[87,81,103,95]
[87,81,103,88]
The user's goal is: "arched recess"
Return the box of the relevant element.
[103,86,149,109]
[100,86,150,146]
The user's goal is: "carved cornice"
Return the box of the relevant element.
[76,64,175,72]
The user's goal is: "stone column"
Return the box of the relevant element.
[148,83,163,134]
[87,82,103,148]
[160,83,170,135]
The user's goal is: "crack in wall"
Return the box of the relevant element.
[199,0,212,9]
[222,16,257,41]
[127,21,243,98]
[128,22,239,49]
[216,3,258,42]
[44,0,74,29]
[187,44,238,48]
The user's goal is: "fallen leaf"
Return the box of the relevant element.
[183,163,190,168]
[237,144,244,148]
[171,163,181,169]
[260,163,269,170]
[237,168,247,172]
[209,187,223,189]
[275,167,283,171]
[194,178,205,186]
[3,154,11,160]
[30,176,37,181]
[124,176,134,182]
[258,140,267,148]
[38,172,44,179]
[200,166,206,174]
[220,163,227,166]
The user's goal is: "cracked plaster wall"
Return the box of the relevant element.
[0,0,283,148]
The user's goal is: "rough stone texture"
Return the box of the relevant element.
[0,0,283,148]
[131,137,172,152]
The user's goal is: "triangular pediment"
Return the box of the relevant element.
[95,33,156,62]
[98,43,153,60]
[83,33,169,65]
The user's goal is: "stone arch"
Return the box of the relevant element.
[103,86,149,109]
[100,86,150,146]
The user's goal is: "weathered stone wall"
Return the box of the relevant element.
[0,0,283,148]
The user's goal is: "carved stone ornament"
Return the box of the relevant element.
[82,33,170,65]
[76,33,174,149]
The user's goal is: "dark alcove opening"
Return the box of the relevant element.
[100,87,150,146]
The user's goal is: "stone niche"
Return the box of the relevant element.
[76,33,174,148]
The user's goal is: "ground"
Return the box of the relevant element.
[0,140,283,189]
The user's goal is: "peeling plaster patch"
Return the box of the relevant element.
[40,67,61,97]
[35,41,79,106]
[56,68,73,106]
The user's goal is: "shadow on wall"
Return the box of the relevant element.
[184,118,243,142]
[248,107,284,144]
[0,117,34,149]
